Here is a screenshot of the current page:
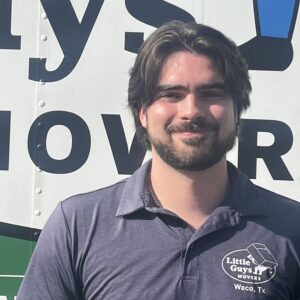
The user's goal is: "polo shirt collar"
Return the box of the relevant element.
[224,162,269,217]
[116,160,269,218]
[116,160,153,217]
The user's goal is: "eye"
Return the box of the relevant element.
[199,89,227,102]
[159,92,183,102]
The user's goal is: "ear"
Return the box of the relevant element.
[139,106,148,128]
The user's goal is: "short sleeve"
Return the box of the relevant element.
[17,202,82,299]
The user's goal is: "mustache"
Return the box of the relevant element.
[166,119,219,134]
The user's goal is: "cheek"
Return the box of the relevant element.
[209,104,235,129]
[209,104,232,125]
[211,101,235,117]
[209,104,226,118]
[148,103,176,125]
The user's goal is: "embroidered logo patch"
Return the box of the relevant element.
[222,243,278,284]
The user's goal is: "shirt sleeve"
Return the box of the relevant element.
[17,202,82,299]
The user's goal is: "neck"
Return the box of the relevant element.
[150,151,229,230]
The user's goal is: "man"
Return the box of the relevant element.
[18,21,300,299]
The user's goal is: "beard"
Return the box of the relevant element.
[148,118,237,171]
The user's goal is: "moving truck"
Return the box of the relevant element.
[0,0,299,297]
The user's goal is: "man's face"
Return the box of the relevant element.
[139,51,237,171]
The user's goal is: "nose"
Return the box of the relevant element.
[178,93,206,120]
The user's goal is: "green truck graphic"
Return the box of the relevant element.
[0,224,39,298]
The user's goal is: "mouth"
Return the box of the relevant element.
[166,121,218,143]
[168,120,217,133]
[172,129,211,138]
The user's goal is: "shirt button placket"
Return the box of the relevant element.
[182,242,198,279]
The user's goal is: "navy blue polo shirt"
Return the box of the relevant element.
[18,161,300,299]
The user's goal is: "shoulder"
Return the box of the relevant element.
[254,184,300,241]
[60,178,128,221]
[256,185,300,216]
[64,179,127,206]
[59,160,151,221]
[229,162,300,220]
[229,162,300,241]
[38,178,132,253]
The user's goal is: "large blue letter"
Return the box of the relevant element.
[0,111,11,170]
[29,0,104,82]
[28,111,91,173]
[125,0,194,53]
[238,119,293,180]
[102,114,146,174]
[0,0,21,49]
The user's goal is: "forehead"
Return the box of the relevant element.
[159,51,223,86]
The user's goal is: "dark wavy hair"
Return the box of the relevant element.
[128,20,251,149]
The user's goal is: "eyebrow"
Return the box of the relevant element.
[156,82,227,93]
[156,85,188,93]
[197,82,227,91]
